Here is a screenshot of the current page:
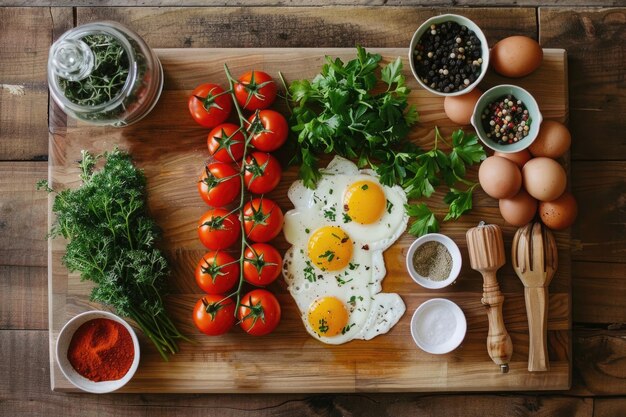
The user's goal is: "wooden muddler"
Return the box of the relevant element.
[466,222,513,373]
[512,222,558,372]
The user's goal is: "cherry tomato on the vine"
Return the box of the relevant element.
[207,123,245,163]
[242,198,283,242]
[247,110,288,152]
[243,243,282,287]
[237,289,281,336]
[188,83,232,128]
[244,152,282,194]
[195,251,239,294]
[234,71,277,111]
[197,162,241,207]
[193,295,236,336]
[198,208,241,250]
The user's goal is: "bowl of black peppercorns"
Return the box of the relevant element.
[409,14,489,96]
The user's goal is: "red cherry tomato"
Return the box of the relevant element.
[242,198,283,242]
[234,71,277,111]
[244,152,281,194]
[243,243,282,287]
[237,289,281,336]
[247,110,288,152]
[197,162,241,207]
[195,251,239,294]
[192,295,236,336]
[207,123,245,163]
[198,208,241,250]
[188,83,232,128]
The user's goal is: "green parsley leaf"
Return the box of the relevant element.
[443,185,478,221]
[405,203,439,237]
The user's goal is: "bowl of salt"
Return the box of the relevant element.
[410,298,467,354]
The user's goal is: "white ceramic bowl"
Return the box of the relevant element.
[406,233,462,289]
[471,84,543,153]
[410,298,467,354]
[409,14,490,96]
[56,310,140,393]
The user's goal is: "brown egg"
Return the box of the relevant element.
[539,191,578,230]
[499,189,538,226]
[491,36,543,78]
[494,149,532,168]
[529,120,571,158]
[444,88,482,125]
[522,157,567,201]
[478,156,522,199]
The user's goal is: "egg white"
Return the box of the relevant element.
[282,156,408,344]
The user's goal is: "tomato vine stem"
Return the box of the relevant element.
[222,63,256,313]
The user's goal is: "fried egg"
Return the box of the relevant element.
[282,156,408,344]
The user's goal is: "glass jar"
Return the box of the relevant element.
[48,21,163,127]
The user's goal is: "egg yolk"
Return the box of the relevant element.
[307,226,353,271]
[307,297,349,337]
[343,180,386,224]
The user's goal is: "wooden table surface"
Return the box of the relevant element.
[0,4,624,416]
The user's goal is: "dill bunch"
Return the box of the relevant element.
[40,148,187,360]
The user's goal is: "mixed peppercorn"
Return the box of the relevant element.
[481,95,531,145]
[413,21,483,94]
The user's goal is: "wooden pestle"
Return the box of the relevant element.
[512,222,558,372]
[466,222,513,373]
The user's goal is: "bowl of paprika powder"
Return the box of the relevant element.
[56,310,140,393]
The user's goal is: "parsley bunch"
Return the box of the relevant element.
[288,46,418,188]
[287,47,486,237]
[39,149,187,360]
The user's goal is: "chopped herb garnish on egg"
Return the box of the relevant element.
[348,296,357,307]
[386,199,394,214]
[335,276,353,286]
[341,323,354,334]
[318,319,329,334]
[342,212,352,223]
[304,261,316,282]
[319,250,335,262]
[361,184,369,190]
[323,207,336,221]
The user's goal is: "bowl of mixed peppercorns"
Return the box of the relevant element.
[409,14,489,96]
[471,84,543,153]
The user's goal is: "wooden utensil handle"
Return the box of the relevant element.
[481,271,513,371]
[525,286,549,371]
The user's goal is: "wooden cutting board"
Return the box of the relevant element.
[48,48,571,392]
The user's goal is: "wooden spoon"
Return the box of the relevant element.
[512,222,558,372]
[466,222,513,373]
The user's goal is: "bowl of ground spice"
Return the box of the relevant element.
[406,233,462,289]
[56,310,140,393]
[409,14,490,96]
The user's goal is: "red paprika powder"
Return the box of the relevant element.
[67,318,134,382]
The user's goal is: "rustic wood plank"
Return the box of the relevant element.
[0,162,48,267]
[48,48,570,392]
[0,329,593,416]
[594,398,626,417]
[570,161,626,264]
[573,329,626,396]
[573,261,626,324]
[0,267,47,330]
[539,8,626,161]
[75,7,537,48]
[0,7,72,161]
[4,0,622,6]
